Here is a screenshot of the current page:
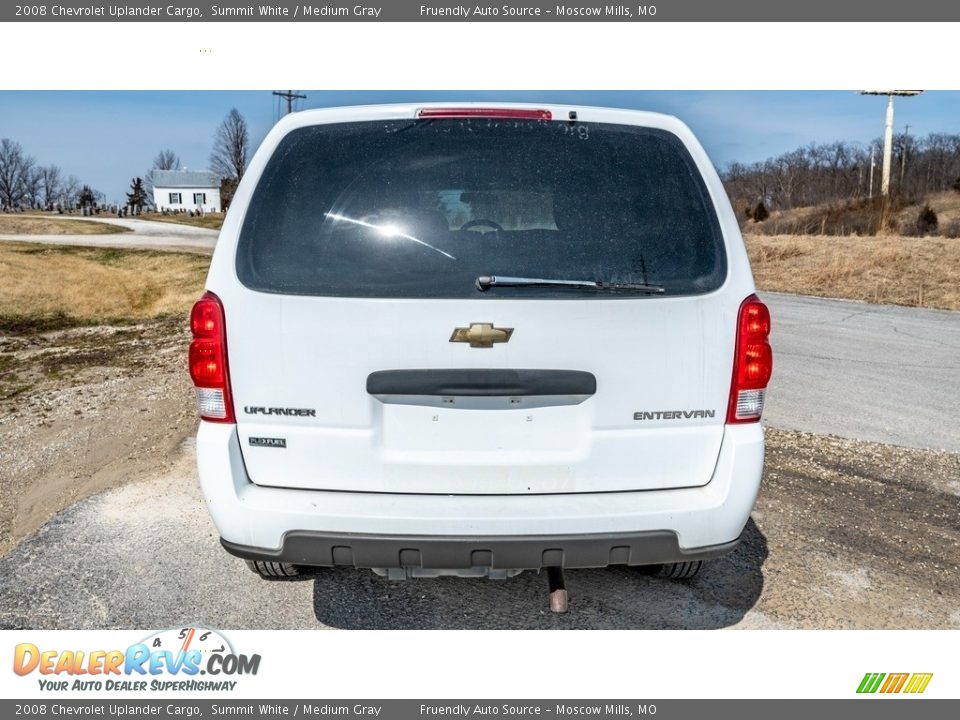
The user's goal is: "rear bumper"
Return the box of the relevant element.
[197,422,763,569]
[221,531,739,570]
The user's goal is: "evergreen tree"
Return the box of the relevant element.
[917,204,938,234]
[752,201,769,222]
[126,177,148,213]
[78,185,97,209]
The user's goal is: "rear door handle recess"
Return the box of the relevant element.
[366,369,597,397]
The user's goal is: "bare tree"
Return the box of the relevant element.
[723,133,960,212]
[39,164,63,208]
[0,138,36,210]
[60,175,81,210]
[23,165,43,209]
[153,149,181,171]
[145,148,182,198]
[209,108,249,183]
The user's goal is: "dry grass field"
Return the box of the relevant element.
[0,242,208,333]
[746,233,960,310]
[0,216,127,236]
[139,212,225,230]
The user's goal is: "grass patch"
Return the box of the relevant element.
[0,350,31,400]
[139,212,225,230]
[0,242,209,334]
[0,215,127,236]
[746,233,960,310]
[0,382,33,401]
[38,345,129,371]
[0,312,93,335]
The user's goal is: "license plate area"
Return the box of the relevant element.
[379,402,589,461]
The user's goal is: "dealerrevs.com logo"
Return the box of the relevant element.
[13,627,260,692]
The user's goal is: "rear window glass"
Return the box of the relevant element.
[236,118,726,298]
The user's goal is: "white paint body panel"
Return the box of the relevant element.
[198,421,764,550]
[197,103,763,548]
[227,293,733,493]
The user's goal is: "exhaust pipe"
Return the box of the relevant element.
[547,567,569,614]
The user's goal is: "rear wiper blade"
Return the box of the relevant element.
[476,275,665,294]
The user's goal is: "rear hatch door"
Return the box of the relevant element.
[225,111,734,494]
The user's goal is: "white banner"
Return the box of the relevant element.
[1,629,953,699]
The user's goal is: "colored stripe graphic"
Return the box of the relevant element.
[904,673,933,694]
[880,673,909,693]
[857,673,885,693]
[857,672,932,694]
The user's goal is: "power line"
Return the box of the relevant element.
[272,90,307,116]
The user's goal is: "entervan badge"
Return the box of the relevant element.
[450,323,514,348]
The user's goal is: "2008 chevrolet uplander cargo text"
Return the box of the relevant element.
[189,103,773,587]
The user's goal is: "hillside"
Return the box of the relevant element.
[743,191,960,238]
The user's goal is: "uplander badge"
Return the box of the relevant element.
[244,406,316,417]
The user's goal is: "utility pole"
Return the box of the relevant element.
[881,95,895,196]
[859,91,922,197]
[273,90,307,116]
[868,145,876,199]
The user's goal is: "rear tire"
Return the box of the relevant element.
[653,560,703,580]
[244,560,301,579]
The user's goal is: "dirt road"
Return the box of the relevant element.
[0,319,197,554]
[0,215,217,254]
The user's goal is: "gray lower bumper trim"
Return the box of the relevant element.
[220,531,740,570]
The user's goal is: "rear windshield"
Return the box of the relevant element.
[236,118,726,298]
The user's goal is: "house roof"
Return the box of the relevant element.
[151,170,219,189]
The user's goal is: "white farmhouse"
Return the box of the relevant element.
[151,170,221,213]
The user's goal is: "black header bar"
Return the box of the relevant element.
[5,1,960,22]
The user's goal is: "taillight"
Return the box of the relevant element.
[416,107,552,121]
[727,294,773,424]
[189,291,235,423]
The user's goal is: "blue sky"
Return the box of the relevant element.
[2,90,958,203]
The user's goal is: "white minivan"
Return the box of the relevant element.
[190,103,772,585]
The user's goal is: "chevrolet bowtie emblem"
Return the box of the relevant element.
[449,323,514,348]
